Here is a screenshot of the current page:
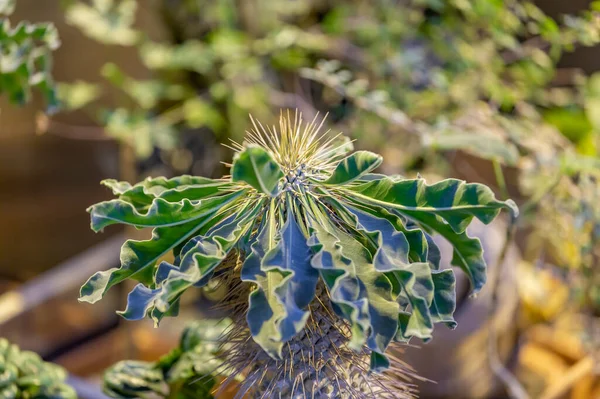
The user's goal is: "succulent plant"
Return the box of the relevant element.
[103,319,227,399]
[81,111,517,398]
[0,338,76,399]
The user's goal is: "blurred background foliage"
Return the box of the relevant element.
[0,338,77,399]
[0,0,60,112]
[1,0,600,398]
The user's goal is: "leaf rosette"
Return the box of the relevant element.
[81,111,517,370]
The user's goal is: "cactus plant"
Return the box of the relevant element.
[81,111,517,398]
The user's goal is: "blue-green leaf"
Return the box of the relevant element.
[343,205,438,340]
[305,197,398,360]
[393,263,435,341]
[118,203,261,324]
[322,151,383,185]
[80,193,243,304]
[81,219,211,304]
[409,211,487,293]
[242,205,318,358]
[231,145,284,196]
[430,269,457,328]
[336,200,439,267]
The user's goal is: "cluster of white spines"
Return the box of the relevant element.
[229,110,351,179]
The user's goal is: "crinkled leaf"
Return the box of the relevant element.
[409,211,488,293]
[88,189,243,231]
[322,151,383,185]
[343,204,411,269]
[392,263,435,341]
[103,361,167,399]
[343,177,517,293]
[242,204,318,358]
[343,204,439,340]
[101,176,227,208]
[81,219,211,304]
[346,177,518,234]
[338,199,439,267]
[118,203,262,324]
[430,269,457,328]
[306,197,398,360]
[231,145,284,195]
[80,192,244,304]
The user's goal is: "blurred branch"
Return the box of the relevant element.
[487,158,527,399]
[486,221,530,399]
[0,234,123,326]
[36,114,113,141]
[493,159,509,200]
[501,36,550,64]
[269,89,317,119]
[300,67,428,137]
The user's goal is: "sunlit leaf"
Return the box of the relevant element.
[322,151,383,185]
[243,205,318,358]
[346,177,518,234]
[306,197,398,361]
[231,145,284,195]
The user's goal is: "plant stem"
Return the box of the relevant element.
[492,159,509,200]
[486,221,530,399]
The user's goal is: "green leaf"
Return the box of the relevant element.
[88,189,244,231]
[392,263,435,340]
[81,190,244,304]
[0,339,76,399]
[101,176,230,209]
[65,0,139,45]
[335,199,440,267]
[348,179,502,293]
[231,145,284,195]
[407,210,488,293]
[0,18,60,112]
[80,214,223,304]
[103,361,167,399]
[56,81,101,111]
[305,197,398,360]
[430,269,457,327]
[242,203,318,358]
[103,109,177,159]
[118,203,262,323]
[343,204,439,340]
[428,130,520,166]
[346,177,518,234]
[322,151,383,185]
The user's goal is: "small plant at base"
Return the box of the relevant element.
[81,110,517,398]
[103,319,227,399]
[0,338,76,399]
